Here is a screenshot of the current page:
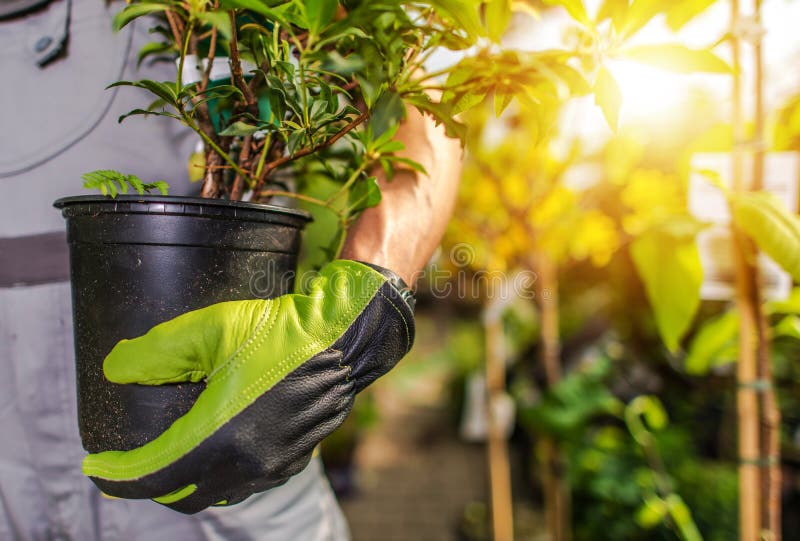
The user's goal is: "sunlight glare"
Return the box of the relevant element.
[608,60,689,125]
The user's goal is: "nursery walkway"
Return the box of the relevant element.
[335,310,546,541]
[338,400,486,541]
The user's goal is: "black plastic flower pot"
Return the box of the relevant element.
[53,195,311,454]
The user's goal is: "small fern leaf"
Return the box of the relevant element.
[126,174,146,195]
[81,170,169,198]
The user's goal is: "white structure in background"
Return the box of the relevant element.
[689,152,800,301]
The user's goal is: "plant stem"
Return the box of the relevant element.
[410,65,453,84]
[332,220,350,259]
[272,22,280,61]
[262,110,369,176]
[200,26,218,92]
[229,11,257,107]
[183,111,251,182]
[176,21,194,93]
[165,10,182,46]
[327,162,368,204]
[254,132,272,180]
[299,60,310,129]
[230,135,252,201]
[256,190,335,210]
[201,151,222,198]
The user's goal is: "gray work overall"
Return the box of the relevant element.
[0,0,349,538]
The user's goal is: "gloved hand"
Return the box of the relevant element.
[81,260,414,514]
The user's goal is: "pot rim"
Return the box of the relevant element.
[54,194,312,224]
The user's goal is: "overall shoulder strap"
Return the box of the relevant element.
[0,0,53,19]
[0,0,71,66]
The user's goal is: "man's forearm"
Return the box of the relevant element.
[340,106,463,285]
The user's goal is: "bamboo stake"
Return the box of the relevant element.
[751,1,782,537]
[732,230,766,541]
[731,1,763,539]
[485,298,515,541]
[537,257,571,541]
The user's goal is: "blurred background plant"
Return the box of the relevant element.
[312,0,800,540]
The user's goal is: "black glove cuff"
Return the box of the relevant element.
[357,261,416,313]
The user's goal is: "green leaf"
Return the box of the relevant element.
[441,62,477,102]
[219,0,291,27]
[494,91,514,117]
[369,123,399,152]
[426,0,485,41]
[136,41,174,68]
[621,44,733,74]
[774,315,800,340]
[196,10,233,40]
[375,140,405,153]
[316,27,369,49]
[621,0,661,38]
[631,229,703,352]
[548,63,591,96]
[127,174,145,194]
[389,156,428,176]
[518,358,621,437]
[595,0,627,32]
[405,93,467,142]
[767,287,800,315]
[82,170,124,197]
[193,84,244,101]
[664,0,716,31]
[446,90,488,116]
[108,80,179,106]
[774,96,800,151]
[287,130,306,156]
[305,0,337,35]
[356,76,385,109]
[369,91,406,138]
[640,396,668,431]
[541,0,589,25]
[309,98,327,122]
[148,180,170,195]
[275,60,295,79]
[664,494,703,541]
[485,0,512,43]
[218,121,262,136]
[594,67,621,130]
[187,151,205,183]
[732,191,800,281]
[117,109,183,123]
[636,496,668,529]
[112,2,170,32]
[82,170,169,198]
[320,50,365,74]
[349,176,382,213]
[685,309,739,375]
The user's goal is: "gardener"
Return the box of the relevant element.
[0,0,461,539]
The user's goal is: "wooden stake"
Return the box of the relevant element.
[538,257,571,541]
[731,1,763,539]
[485,299,515,541]
[751,1,782,537]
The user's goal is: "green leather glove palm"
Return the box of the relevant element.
[82,260,414,514]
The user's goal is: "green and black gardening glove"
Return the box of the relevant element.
[81,260,415,514]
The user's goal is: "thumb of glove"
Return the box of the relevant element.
[103,300,269,385]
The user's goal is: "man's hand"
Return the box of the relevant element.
[82,260,414,514]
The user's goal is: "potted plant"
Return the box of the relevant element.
[53,0,590,458]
